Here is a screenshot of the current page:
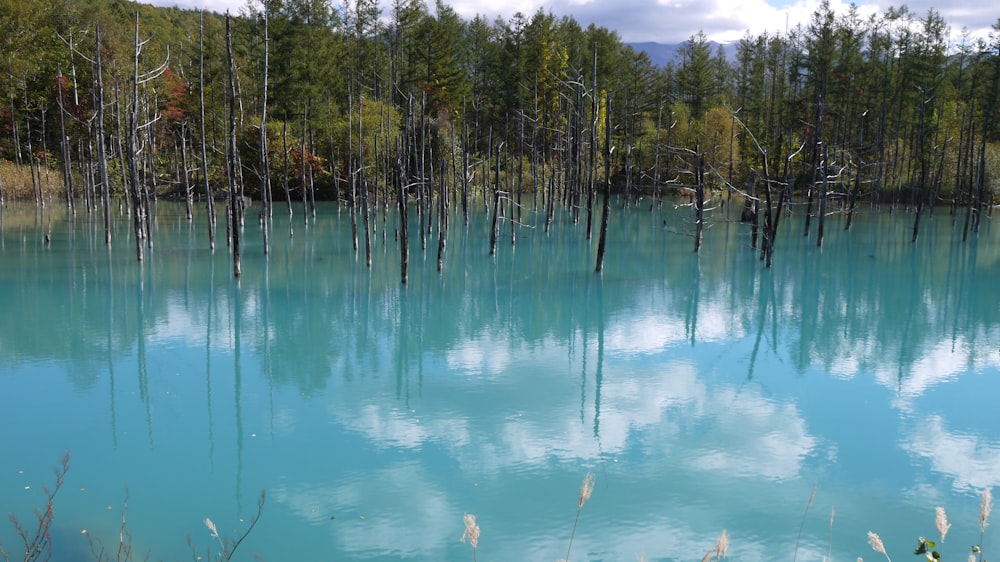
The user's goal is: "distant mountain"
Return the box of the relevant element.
[627,41,736,68]
[627,42,682,67]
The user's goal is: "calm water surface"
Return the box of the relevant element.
[1,200,999,561]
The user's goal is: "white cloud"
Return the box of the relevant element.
[143,0,991,50]
[445,334,513,376]
[330,345,820,482]
[270,462,456,558]
[903,415,1000,493]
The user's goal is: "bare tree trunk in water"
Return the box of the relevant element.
[817,143,829,248]
[489,143,501,255]
[437,158,447,271]
[804,97,824,238]
[95,24,112,246]
[127,13,145,262]
[749,175,760,250]
[301,104,308,226]
[41,109,54,211]
[282,118,292,237]
[972,143,986,234]
[362,170,372,268]
[56,69,75,214]
[113,81,130,215]
[767,143,803,266]
[25,112,40,207]
[259,9,271,255]
[349,90,358,252]
[461,110,469,226]
[142,91,155,252]
[199,11,216,250]
[760,165,773,263]
[226,13,240,277]
[586,49,598,239]
[595,93,612,273]
[911,97,929,243]
[395,149,409,285]
[181,124,193,221]
[694,145,705,253]
[845,112,865,231]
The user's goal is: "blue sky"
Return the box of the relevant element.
[145,0,996,45]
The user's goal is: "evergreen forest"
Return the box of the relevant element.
[2,0,1000,269]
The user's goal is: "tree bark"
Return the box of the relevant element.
[259,9,271,255]
[95,24,112,246]
[595,93,612,273]
[199,11,216,250]
[396,149,409,285]
[694,145,705,253]
[127,13,145,262]
[226,13,240,277]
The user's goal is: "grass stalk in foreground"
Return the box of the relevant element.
[461,513,480,561]
[975,488,992,562]
[793,483,818,562]
[562,472,594,562]
[867,530,892,562]
[867,495,989,562]
[700,529,729,562]
[203,490,266,561]
[0,452,69,562]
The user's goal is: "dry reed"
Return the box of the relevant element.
[793,483,818,562]
[976,488,992,562]
[0,452,70,562]
[461,513,480,561]
[202,490,265,561]
[0,161,66,201]
[700,529,730,561]
[867,530,892,562]
[981,488,992,533]
[828,505,836,562]
[564,472,595,562]
[935,506,950,543]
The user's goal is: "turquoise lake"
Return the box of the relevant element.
[1,199,998,561]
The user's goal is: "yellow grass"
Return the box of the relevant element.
[0,160,67,202]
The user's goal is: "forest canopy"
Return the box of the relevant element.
[1,0,999,210]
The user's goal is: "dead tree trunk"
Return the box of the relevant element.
[301,104,308,226]
[56,68,75,214]
[181,124,193,221]
[127,13,145,262]
[461,111,469,226]
[804,96,824,238]
[282,117,293,232]
[586,47,598,238]
[259,9,271,255]
[911,96,929,243]
[694,145,705,253]
[760,163,773,264]
[395,148,409,285]
[199,12,217,251]
[349,90,358,252]
[95,24,112,246]
[437,158,447,271]
[817,143,829,248]
[226,14,240,277]
[845,112,865,231]
[489,144,501,256]
[141,89,155,252]
[25,112,40,207]
[362,169,372,268]
[595,92,612,273]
